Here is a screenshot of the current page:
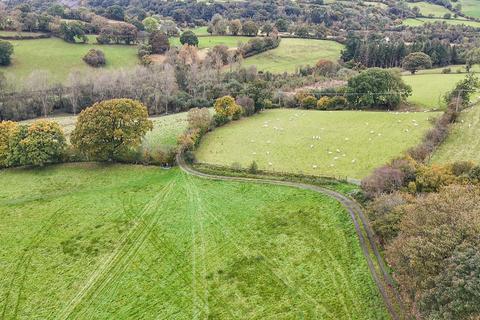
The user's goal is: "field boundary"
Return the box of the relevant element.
[177,153,407,320]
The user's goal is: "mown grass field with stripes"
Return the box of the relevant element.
[0,164,388,319]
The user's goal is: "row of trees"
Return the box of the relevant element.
[0,42,285,121]
[360,74,480,319]
[342,33,464,68]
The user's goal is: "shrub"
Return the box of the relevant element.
[451,160,475,177]
[213,96,242,117]
[236,96,255,116]
[315,59,338,76]
[179,30,199,46]
[212,113,230,127]
[442,68,451,74]
[248,160,258,174]
[71,99,153,161]
[415,164,457,193]
[316,96,330,110]
[177,128,201,152]
[83,49,106,67]
[361,165,406,199]
[187,108,212,133]
[149,31,170,54]
[368,192,408,245]
[0,121,19,167]
[301,95,317,109]
[0,40,14,66]
[469,166,480,181]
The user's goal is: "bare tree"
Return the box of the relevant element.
[66,71,84,115]
[25,70,51,117]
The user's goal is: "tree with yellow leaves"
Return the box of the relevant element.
[213,95,242,118]
[71,99,153,161]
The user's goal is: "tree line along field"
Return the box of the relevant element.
[431,104,480,164]
[21,112,189,153]
[195,109,439,179]
[0,164,388,319]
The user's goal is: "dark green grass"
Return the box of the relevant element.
[0,164,388,319]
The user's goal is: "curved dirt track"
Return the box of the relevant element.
[177,154,405,320]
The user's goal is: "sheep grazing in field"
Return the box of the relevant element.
[267,140,271,144]
[250,140,255,143]
[378,133,382,136]
[342,154,346,157]
[345,138,349,141]
[252,152,257,155]
[405,129,409,132]
[328,151,333,154]
[334,157,339,160]
[336,149,341,153]
[330,164,335,167]
[352,159,356,163]
[370,131,375,134]
[312,165,318,169]
[266,151,270,155]
[310,145,314,148]
[269,162,273,166]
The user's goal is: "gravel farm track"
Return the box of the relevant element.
[177,154,407,320]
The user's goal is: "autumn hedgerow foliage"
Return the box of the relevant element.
[71,99,153,161]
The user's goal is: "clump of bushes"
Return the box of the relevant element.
[0,120,66,168]
[240,35,281,58]
[83,49,106,67]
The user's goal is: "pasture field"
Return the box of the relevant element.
[401,64,480,75]
[0,37,138,83]
[195,109,438,179]
[170,35,252,49]
[0,164,388,319]
[402,17,480,27]
[406,1,455,17]
[458,0,480,18]
[243,38,344,73]
[402,73,475,109]
[431,104,480,164]
[21,112,188,152]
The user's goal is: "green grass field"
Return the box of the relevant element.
[432,104,480,164]
[403,17,480,27]
[402,73,477,109]
[458,0,480,18]
[0,164,388,319]
[195,109,438,179]
[0,37,138,83]
[21,112,188,153]
[242,38,344,73]
[406,1,455,17]
[170,35,252,49]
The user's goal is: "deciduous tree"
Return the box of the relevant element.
[402,52,432,74]
[71,99,153,161]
